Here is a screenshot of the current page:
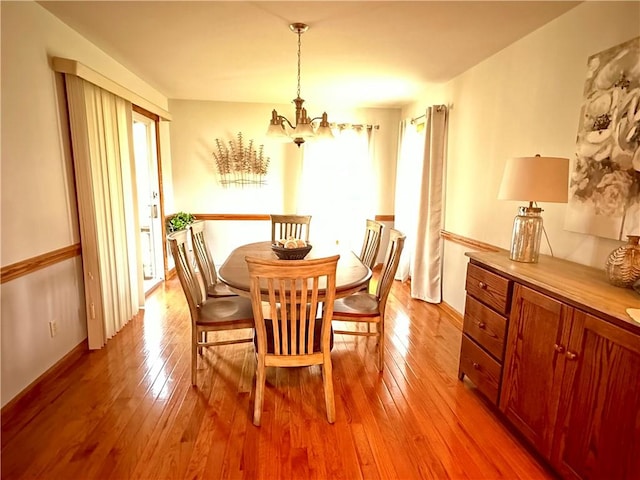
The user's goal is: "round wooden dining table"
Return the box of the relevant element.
[218,241,371,299]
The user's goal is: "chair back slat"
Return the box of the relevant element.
[247,255,339,356]
[359,219,384,269]
[189,220,218,289]
[270,214,312,243]
[167,230,204,321]
[376,229,406,314]
[278,279,289,354]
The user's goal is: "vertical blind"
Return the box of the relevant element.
[65,74,142,349]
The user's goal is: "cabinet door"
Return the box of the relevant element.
[499,284,573,458]
[552,311,640,480]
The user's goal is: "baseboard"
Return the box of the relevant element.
[1,339,87,423]
[439,301,463,330]
[399,276,462,331]
[145,280,163,297]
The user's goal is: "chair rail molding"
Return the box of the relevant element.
[169,213,395,222]
[440,230,500,252]
[1,244,82,284]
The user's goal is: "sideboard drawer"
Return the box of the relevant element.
[466,263,511,314]
[463,295,507,361]
[459,335,502,404]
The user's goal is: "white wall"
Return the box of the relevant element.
[168,99,401,264]
[0,2,170,407]
[404,1,639,313]
[168,100,294,215]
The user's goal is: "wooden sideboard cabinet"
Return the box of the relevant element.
[460,251,640,480]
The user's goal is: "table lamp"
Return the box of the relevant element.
[498,155,569,263]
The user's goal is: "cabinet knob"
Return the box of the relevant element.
[553,344,565,353]
[478,281,487,290]
[478,322,486,329]
[472,362,480,369]
[566,351,578,360]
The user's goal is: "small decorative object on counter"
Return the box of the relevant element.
[605,235,640,288]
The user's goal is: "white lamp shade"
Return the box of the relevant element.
[498,156,570,203]
[315,125,334,139]
[266,122,287,138]
[293,122,315,138]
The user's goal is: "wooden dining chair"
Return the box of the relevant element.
[168,230,254,386]
[246,254,339,426]
[331,228,406,371]
[189,220,238,298]
[270,214,311,243]
[359,219,384,270]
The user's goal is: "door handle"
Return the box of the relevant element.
[151,204,158,218]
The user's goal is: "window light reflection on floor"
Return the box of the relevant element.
[390,308,410,358]
[142,296,171,400]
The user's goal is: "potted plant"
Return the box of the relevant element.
[166,212,195,232]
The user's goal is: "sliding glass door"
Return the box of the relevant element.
[133,111,163,293]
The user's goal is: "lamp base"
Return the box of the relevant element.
[509,206,543,263]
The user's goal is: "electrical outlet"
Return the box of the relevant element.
[49,320,57,338]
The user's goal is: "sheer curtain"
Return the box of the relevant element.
[394,119,425,281]
[65,74,142,349]
[298,126,376,253]
[394,106,448,303]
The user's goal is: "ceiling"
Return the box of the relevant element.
[39,1,581,109]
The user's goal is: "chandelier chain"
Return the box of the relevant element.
[296,29,302,99]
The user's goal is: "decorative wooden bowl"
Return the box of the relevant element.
[271,243,312,260]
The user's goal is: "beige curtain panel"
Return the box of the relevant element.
[395,106,448,303]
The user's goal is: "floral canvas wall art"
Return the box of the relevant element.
[564,36,640,240]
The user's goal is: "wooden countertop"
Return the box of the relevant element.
[465,250,640,333]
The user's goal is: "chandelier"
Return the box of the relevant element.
[266,23,333,148]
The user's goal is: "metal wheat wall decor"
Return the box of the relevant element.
[212,132,270,187]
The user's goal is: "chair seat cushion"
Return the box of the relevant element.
[333,292,380,316]
[255,315,334,354]
[198,296,254,329]
[207,282,238,298]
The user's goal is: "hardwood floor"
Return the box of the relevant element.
[1,275,553,479]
